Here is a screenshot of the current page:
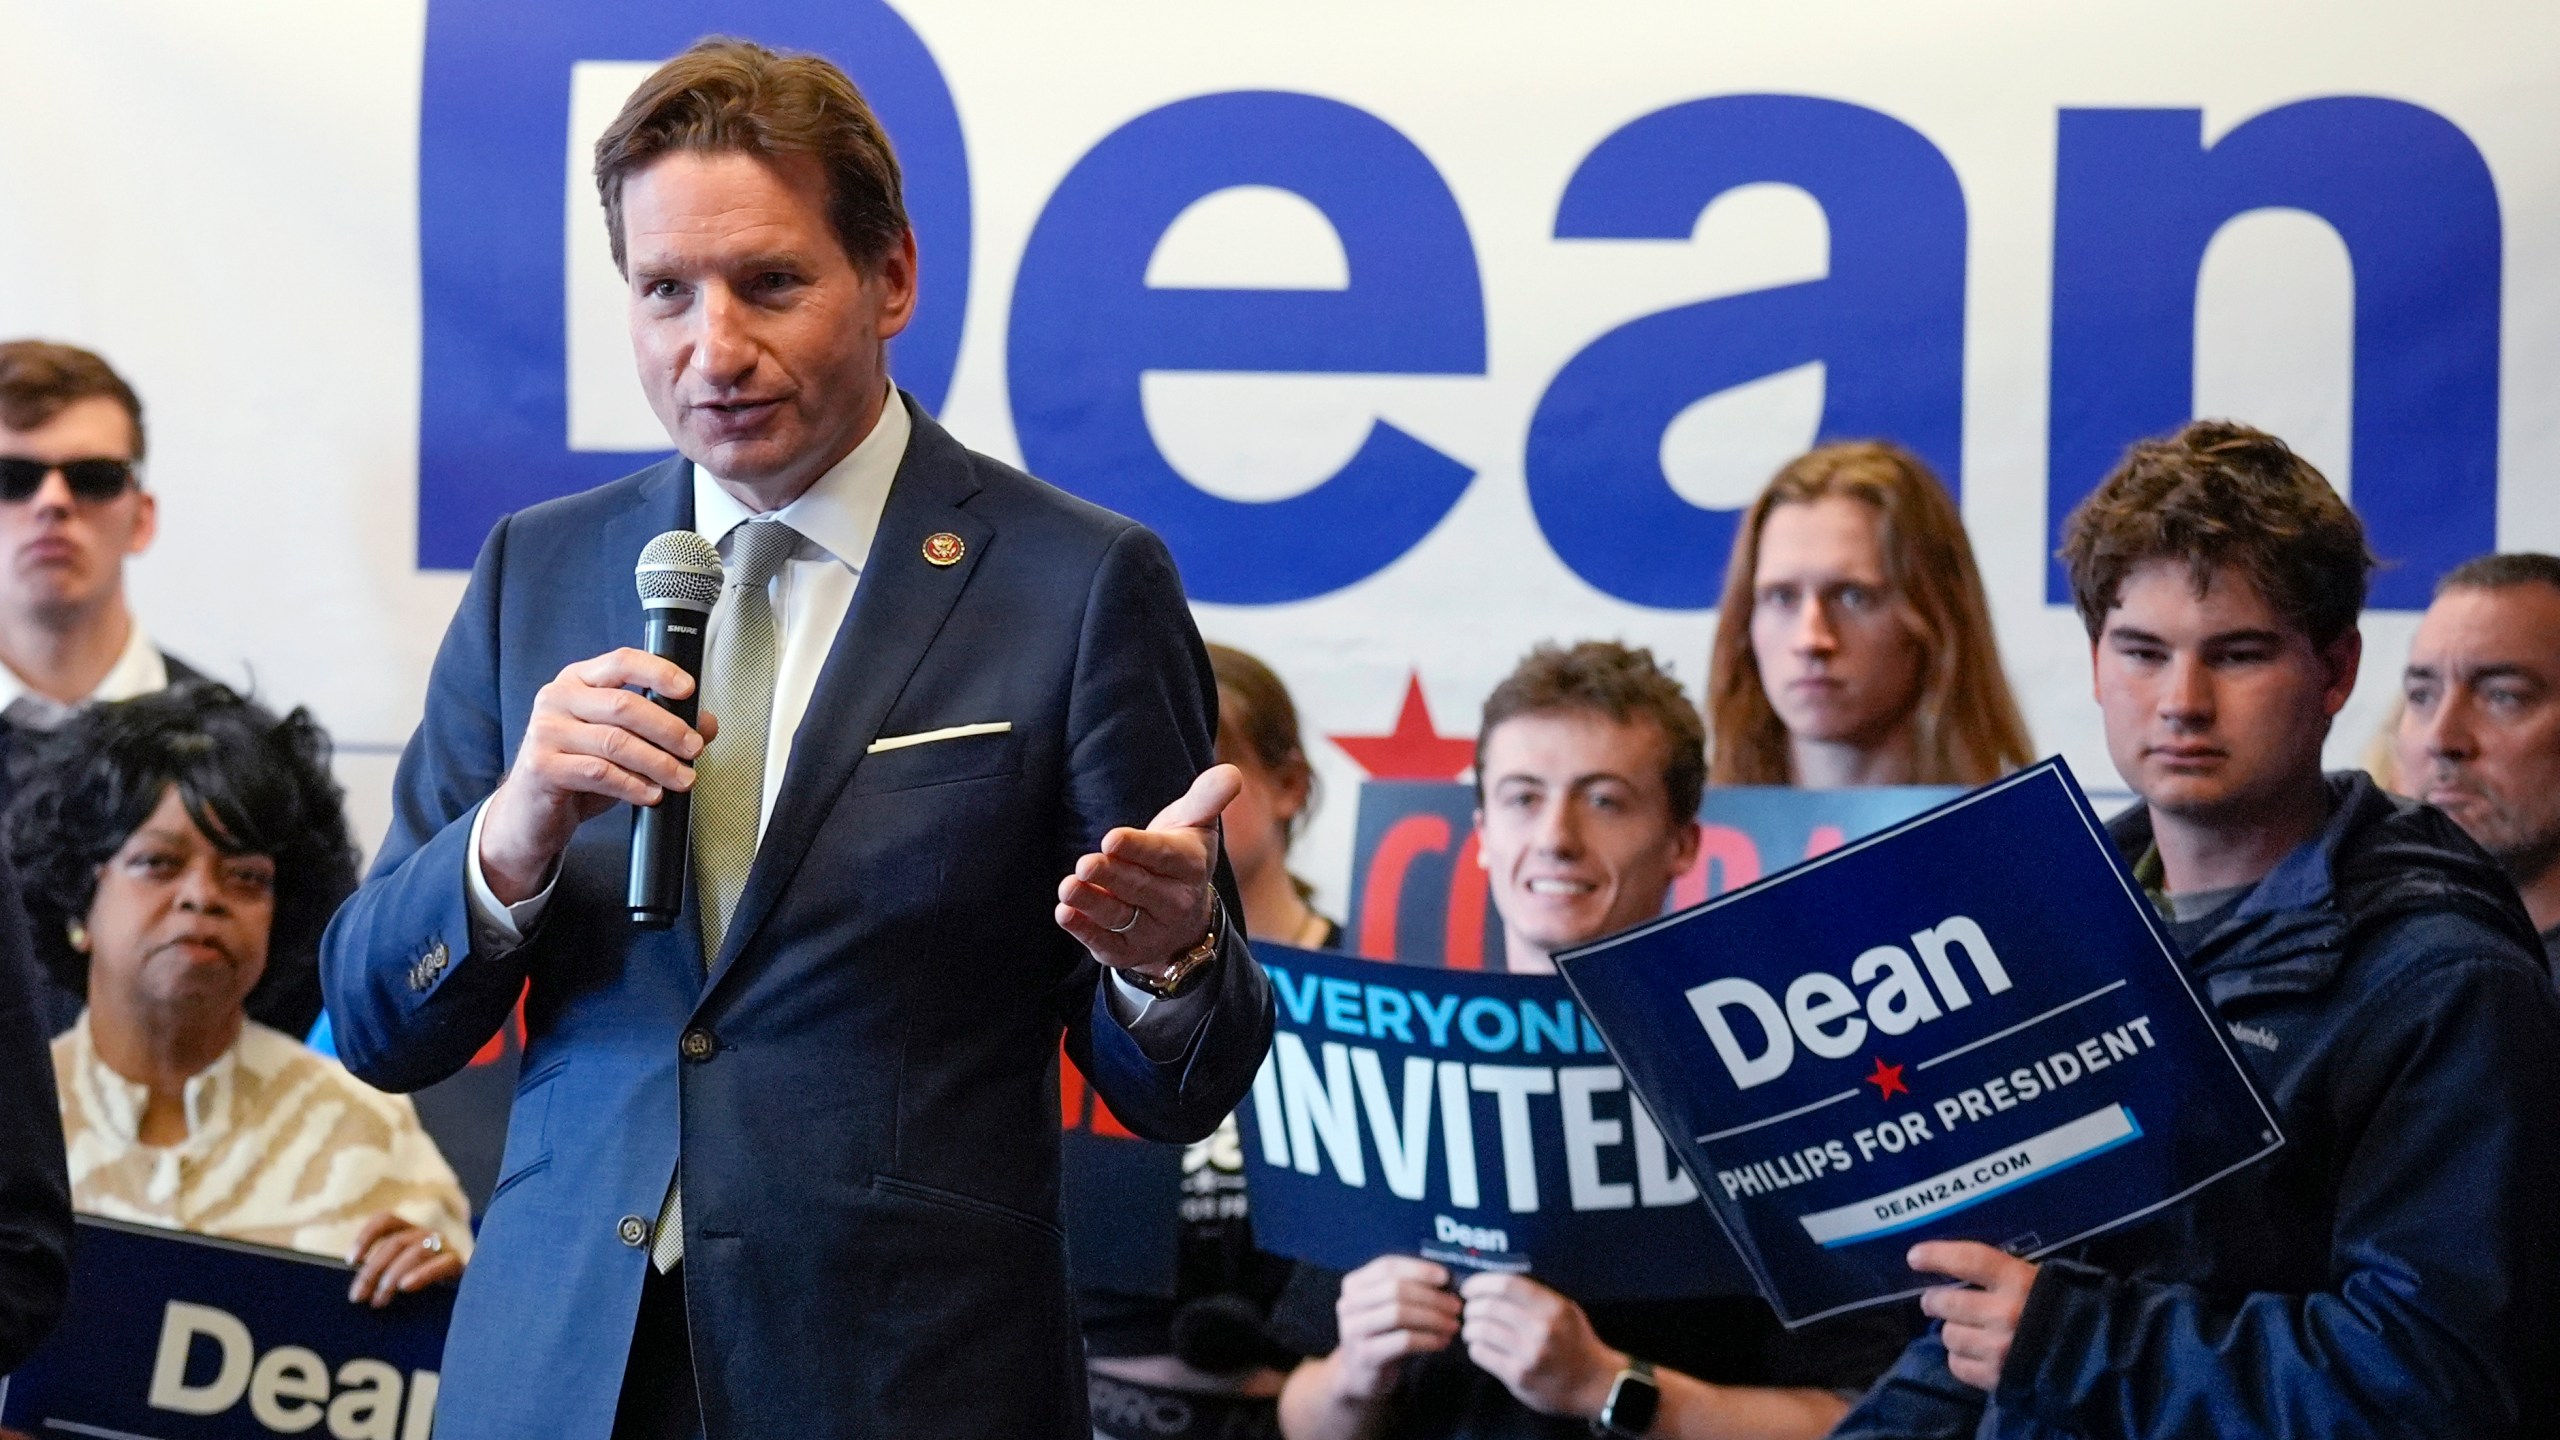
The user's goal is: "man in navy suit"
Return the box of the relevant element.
[321,38,1272,1439]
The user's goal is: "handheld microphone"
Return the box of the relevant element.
[629,531,724,928]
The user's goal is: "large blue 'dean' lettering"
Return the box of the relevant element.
[1559,760,2282,1325]
[2,1219,453,1439]
[1237,944,1753,1303]
[1526,96,1967,610]
[1009,92,1486,604]
[2049,100,2501,610]
[415,0,969,569]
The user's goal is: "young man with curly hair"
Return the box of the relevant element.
[1832,422,2560,1439]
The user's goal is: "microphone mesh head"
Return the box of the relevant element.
[636,530,724,611]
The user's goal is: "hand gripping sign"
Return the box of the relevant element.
[1237,944,1754,1302]
[1557,759,2282,1324]
[2,1218,453,1438]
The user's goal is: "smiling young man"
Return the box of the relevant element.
[1275,641,1910,1440]
[1830,422,2560,1439]
[2395,554,2560,973]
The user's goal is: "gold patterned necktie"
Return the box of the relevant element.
[654,516,798,1274]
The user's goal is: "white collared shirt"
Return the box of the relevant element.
[686,380,909,833]
[0,616,168,731]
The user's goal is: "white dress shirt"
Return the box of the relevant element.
[0,617,169,731]
[465,387,1194,1035]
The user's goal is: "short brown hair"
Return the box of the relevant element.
[1477,641,1706,824]
[1208,642,1317,838]
[1707,442,2031,786]
[0,341,144,458]
[1209,643,1324,904]
[2060,420,2373,646]
[593,36,908,275]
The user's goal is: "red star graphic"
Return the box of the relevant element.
[1329,673,1476,780]
[1863,1056,1909,1101]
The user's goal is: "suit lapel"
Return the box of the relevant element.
[705,397,990,989]
[601,456,697,639]
[602,458,705,978]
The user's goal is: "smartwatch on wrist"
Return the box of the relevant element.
[1593,1357,1658,1437]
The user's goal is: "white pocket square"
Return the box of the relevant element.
[866,721,1012,755]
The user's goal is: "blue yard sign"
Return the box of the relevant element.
[1558,759,2281,1324]
[1237,944,1754,1302]
[3,1218,454,1437]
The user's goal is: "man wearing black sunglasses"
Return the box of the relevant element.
[0,342,221,1027]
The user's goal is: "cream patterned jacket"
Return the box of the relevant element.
[54,1013,473,1261]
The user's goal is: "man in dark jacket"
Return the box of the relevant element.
[2395,553,2560,975]
[1832,421,2560,1439]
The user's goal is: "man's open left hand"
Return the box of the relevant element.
[1911,1240,2039,1392]
[1056,764,1241,976]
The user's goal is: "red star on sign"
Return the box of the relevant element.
[1863,1056,1909,1101]
[1329,673,1477,780]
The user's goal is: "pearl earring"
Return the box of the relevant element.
[66,921,88,954]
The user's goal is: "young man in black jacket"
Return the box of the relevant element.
[1832,421,2560,1439]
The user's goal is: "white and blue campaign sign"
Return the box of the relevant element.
[2,1218,453,1439]
[1557,760,2281,1324]
[1238,944,1752,1302]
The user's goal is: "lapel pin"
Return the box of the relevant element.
[922,532,965,567]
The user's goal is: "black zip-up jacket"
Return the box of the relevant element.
[1832,773,2560,1439]
[0,852,70,1372]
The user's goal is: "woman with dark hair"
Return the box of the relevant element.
[13,683,470,1306]
[1707,442,2032,787]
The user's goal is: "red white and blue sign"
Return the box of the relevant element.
[1558,758,2282,1324]
[1236,943,1754,1303]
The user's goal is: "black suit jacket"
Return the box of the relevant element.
[0,850,70,1371]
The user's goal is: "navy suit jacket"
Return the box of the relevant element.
[321,398,1273,1438]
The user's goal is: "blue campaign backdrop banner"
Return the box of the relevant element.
[2,1218,453,1438]
[1558,759,2281,1325]
[1345,782,1959,967]
[1237,944,1754,1302]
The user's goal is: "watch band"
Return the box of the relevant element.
[1124,907,1221,999]
[1593,1357,1659,1438]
